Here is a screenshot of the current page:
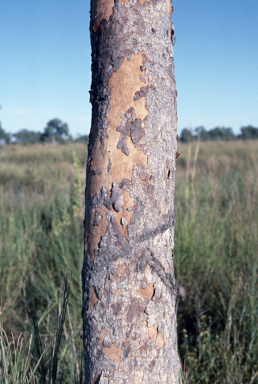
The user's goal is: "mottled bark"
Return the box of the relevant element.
[82,0,179,382]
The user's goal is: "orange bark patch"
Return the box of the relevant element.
[89,286,99,307]
[106,54,148,183]
[108,54,148,134]
[157,333,165,349]
[167,0,172,13]
[118,263,127,276]
[139,284,154,300]
[148,325,157,342]
[100,329,108,344]
[88,53,148,186]
[105,54,148,183]
[86,54,149,259]
[91,0,114,25]
[102,343,122,363]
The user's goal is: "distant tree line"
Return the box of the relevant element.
[180,125,258,143]
[1,117,258,145]
[0,118,89,145]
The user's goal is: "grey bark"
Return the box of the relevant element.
[82,0,180,382]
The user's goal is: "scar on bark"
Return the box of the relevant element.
[89,286,99,307]
[117,263,127,276]
[100,329,108,344]
[139,283,154,300]
[102,344,122,363]
[157,333,165,349]
[148,325,157,342]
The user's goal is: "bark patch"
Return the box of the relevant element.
[86,54,148,259]
[87,205,108,260]
[172,372,177,384]
[111,302,122,316]
[102,343,122,363]
[148,325,157,342]
[89,286,99,307]
[167,0,172,13]
[118,263,127,276]
[139,283,154,300]
[149,359,156,373]
[126,299,147,323]
[106,54,148,183]
[133,85,150,101]
[157,333,165,349]
[116,107,145,156]
[91,0,114,26]
[100,329,108,344]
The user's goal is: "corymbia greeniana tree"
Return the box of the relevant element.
[82,0,180,382]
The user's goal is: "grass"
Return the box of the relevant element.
[0,143,86,382]
[0,141,258,383]
[0,325,43,384]
[176,141,258,383]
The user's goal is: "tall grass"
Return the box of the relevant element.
[0,325,43,384]
[0,141,258,383]
[0,144,87,382]
[176,141,258,383]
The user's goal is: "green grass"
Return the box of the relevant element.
[0,143,86,382]
[176,141,258,383]
[0,141,258,383]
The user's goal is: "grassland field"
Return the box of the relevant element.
[0,141,258,383]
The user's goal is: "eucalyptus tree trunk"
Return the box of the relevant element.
[82,0,179,382]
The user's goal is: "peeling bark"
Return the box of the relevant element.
[82,0,179,382]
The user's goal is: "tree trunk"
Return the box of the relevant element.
[82,0,179,382]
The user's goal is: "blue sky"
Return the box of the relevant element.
[0,0,257,137]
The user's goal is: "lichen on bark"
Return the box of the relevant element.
[82,0,180,382]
